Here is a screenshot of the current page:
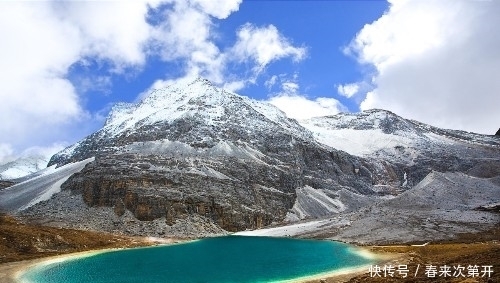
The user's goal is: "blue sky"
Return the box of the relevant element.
[71,1,387,113]
[1,0,499,164]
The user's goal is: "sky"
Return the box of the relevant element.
[1,0,499,164]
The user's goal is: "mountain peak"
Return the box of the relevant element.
[49,75,315,167]
[103,78,231,131]
[93,77,311,145]
[141,77,228,106]
[189,77,215,86]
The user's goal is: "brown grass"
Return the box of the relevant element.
[0,214,150,263]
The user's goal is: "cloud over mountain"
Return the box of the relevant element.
[347,0,500,135]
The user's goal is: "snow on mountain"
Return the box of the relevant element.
[298,109,422,156]
[101,78,303,138]
[0,158,94,212]
[0,155,50,180]
[50,77,313,166]
[299,109,500,159]
[300,126,415,157]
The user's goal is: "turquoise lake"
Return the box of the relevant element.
[20,236,372,283]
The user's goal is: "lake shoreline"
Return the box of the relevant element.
[2,239,498,283]
[1,237,194,283]
[1,237,401,283]
[1,223,498,283]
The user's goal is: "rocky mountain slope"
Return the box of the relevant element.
[9,78,500,241]
[22,78,393,236]
[300,110,500,189]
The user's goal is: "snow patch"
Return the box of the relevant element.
[0,158,94,212]
[195,166,232,180]
[300,124,414,156]
[256,185,284,194]
[234,219,327,237]
[0,155,50,180]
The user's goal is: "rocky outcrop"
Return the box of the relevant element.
[0,181,15,190]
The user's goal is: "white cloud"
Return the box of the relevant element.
[337,83,360,98]
[223,80,247,93]
[151,0,245,85]
[154,2,218,61]
[20,144,66,160]
[192,0,242,19]
[265,75,278,90]
[269,95,345,120]
[349,0,500,135]
[0,2,83,131]
[145,10,306,96]
[282,81,300,95]
[60,1,158,70]
[0,143,65,168]
[73,75,113,95]
[231,24,307,75]
[263,73,300,94]
[267,75,345,120]
[0,1,163,160]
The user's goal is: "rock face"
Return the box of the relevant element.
[20,78,500,239]
[496,128,500,136]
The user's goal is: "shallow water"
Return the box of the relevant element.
[21,236,372,283]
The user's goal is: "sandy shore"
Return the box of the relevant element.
[233,219,331,237]
[298,247,406,283]
[0,260,34,283]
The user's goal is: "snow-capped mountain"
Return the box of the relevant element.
[301,109,500,188]
[38,78,390,235]
[11,78,498,242]
[300,109,499,159]
[49,78,312,167]
[0,155,50,181]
